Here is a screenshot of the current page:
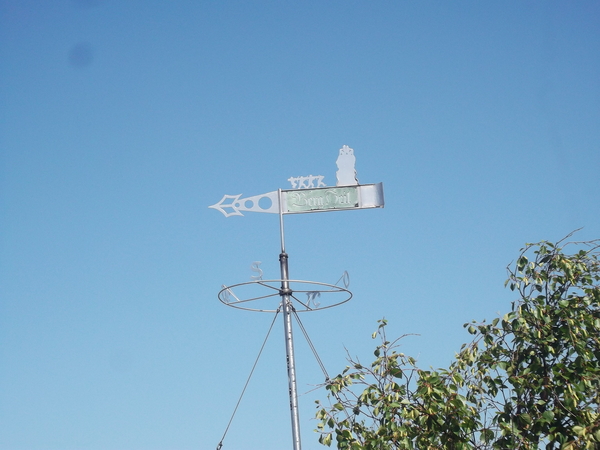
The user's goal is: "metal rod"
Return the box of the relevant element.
[278,189,286,253]
[279,251,301,450]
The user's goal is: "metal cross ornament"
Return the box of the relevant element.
[210,145,384,450]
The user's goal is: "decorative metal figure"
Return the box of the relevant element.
[210,146,384,450]
[336,145,359,186]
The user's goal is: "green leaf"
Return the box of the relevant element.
[542,410,554,422]
[520,412,532,425]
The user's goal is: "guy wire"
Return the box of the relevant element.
[292,310,352,422]
[216,308,280,450]
[292,309,329,381]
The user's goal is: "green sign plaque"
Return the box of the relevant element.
[284,186,359,213]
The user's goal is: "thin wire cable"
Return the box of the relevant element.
[292,310,353,424]
[292,309,329,381]
[216,309,280,450]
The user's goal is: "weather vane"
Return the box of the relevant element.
[210,145,384,450]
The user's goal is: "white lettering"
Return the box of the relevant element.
[306,291,321,309]
[250,261,263,281]
[286,187,357,211]
[289,192,306,207]
[307,196,324,207]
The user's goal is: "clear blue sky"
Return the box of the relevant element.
[1,1,599,449]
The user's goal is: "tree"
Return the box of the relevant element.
[315,235,600,449]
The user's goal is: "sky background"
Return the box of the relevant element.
[1,1,599,449]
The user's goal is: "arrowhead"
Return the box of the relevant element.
[209,191,280,217]
[208,194,244,217]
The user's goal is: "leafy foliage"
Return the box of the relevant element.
[316,235,600,449]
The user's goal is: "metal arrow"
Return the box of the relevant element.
[209,191,280,217]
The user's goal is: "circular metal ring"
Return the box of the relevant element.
[218,279,352,313]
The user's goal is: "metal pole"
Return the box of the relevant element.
[277,189,301,450]
[279,250,302,450]
[278,189,286,253]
